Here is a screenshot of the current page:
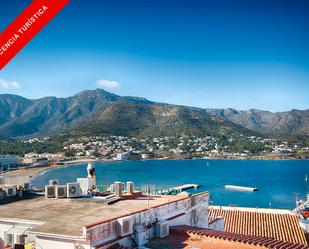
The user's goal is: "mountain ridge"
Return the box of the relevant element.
[206,108,309,137]
[0,89,307,139]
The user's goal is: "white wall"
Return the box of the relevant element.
[0,193,209,249]
[167,214,187,227]
[208,217,224,231]
[85,192,210,248]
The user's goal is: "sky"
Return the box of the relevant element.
[0,0,308,112]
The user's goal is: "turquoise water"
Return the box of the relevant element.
[33,160,309,209]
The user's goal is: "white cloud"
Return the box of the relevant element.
[0,79,21,90]
[96,79,120,90]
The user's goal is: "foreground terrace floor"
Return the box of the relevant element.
[0,193,185,237]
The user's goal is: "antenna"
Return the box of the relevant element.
[147,185,150,209]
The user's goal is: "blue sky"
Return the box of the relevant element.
[0,0,308,111]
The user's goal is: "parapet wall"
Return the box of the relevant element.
[84,192,209,248]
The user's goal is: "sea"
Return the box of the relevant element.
[33,159,309,209]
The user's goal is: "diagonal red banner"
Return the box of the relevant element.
[0,0,70,70]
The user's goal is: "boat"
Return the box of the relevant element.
[294,193,309,220]
[300,204,309,219]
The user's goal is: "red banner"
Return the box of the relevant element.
[0,0,70,70]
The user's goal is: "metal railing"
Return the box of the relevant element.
[96,184,190,195]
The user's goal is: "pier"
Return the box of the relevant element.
[225,185,258,192]
[172,184,200,192]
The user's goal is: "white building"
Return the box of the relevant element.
[0,155,19,172]
[116,153,128,161]
[0,191,222,249]
[141,154,150,159]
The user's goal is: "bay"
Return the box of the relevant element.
[33,159,309,209]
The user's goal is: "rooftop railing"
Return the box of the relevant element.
[96,184,201,195]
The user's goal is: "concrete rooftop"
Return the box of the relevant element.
[0,194,184,237]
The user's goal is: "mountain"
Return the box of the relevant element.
[0,89,252,138]
[71,101,252,137]
[0,94,32,124]
[206,108,309,137]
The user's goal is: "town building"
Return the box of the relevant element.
[23,153,63,165]
[22,157,48,166]
[0,155,19,173]
[0,191,213,249]
[116,153,128,161]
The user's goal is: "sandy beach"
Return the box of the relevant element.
[0,158,106,185]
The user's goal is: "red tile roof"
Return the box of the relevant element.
[149,226,258,249]
[170,225,309,249]
[208,206,307,244]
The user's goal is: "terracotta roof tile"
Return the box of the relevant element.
[208,206,307,244]
[170,225,308,249]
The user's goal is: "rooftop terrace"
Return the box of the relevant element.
[0,193,185,237]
